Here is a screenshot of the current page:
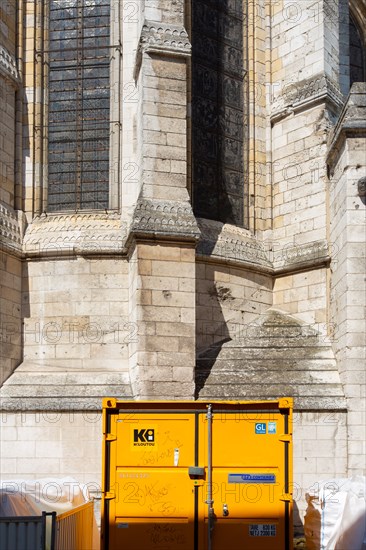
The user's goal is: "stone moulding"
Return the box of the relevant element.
[272,239,330,273]
[327,82,366,168]
[0,46,20,87]
[196,218,330,274]
[134,20,191,79]
[0,204,22,254]
[1,206,332,272]
[0,363,133,410]
[350,0,366,35]
[271,74,344,124]
[196,218,272,271]
[23,212,126,257]
[128,197,200,244]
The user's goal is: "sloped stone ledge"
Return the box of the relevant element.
[196,308,347,410]
[1,207,331,273]
[22,212,126,257]
[140,21,191,57]
[327,82,366,168]
[0,363,133,411]
[0,45,20,87]
[272,239,330,273]
[134,20,191,79]
[0,204,23,255]
[128,197,200,245]
[197,218,272,271]
[271,74,344,124]
[197,218,330,274]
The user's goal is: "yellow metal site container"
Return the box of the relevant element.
[101,399,293,550]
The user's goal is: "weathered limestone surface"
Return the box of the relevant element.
[0,251,133,410]
[274,269,328,327]
[196,308,346,410]
[0,249,22,385]
[124,0,198,399]
[1,213,133,409]
[0,0,21,386]
[195,259,272,352]
[327,83,366,476]
[269,0,343,250]
[0,366,132,411]
[128,240,197,399]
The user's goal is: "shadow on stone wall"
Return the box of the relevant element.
[195,221,231,399]
[195,336,231,399]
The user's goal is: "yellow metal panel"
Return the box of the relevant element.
[114,413,195,467]
[101,399,293,550]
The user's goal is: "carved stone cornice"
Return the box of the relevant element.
[271,74,344,124]
[327,83,366,168]
[0,46,20,87]
[23,212,126,257]
[0,204,22,255]
[134,20,191,78]
[196,218,330,275]
[272,239,330,274]
[127,197,200,246]
[140,21,191,57]
[196,218,272,271]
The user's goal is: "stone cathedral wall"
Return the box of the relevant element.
[0,0,365,540]
[0,0,22,386]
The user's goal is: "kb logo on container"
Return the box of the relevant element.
[133,429,155,446]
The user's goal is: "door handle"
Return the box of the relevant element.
[223,503,229,516]
[188,466,205,477]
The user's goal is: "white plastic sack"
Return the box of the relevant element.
[304,477,366,550]
[0,476,89,514]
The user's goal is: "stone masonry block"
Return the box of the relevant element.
[151,261,194,278]
[151,290,194,307]
[141,275,179,291]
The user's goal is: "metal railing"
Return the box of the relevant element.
[1,502,95,550]
[0,511,56,550]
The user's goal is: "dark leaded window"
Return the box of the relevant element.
[192,0,248,227]
[47,0,110,211]
[349,14,365,86]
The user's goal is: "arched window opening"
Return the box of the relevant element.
[349,13,366,86]
[191,0,248,228]
[47,0,111,212]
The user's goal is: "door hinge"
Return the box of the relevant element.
[279,434,292,442]
[104,491,116,500]
[280,493,292,502]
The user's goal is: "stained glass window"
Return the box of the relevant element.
[349,14,365,86]
[47,0,110,211]
[192,0,248,227]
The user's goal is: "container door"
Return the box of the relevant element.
[198,408,291,550]
[106,412,199,550]
[102,403,292,550]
